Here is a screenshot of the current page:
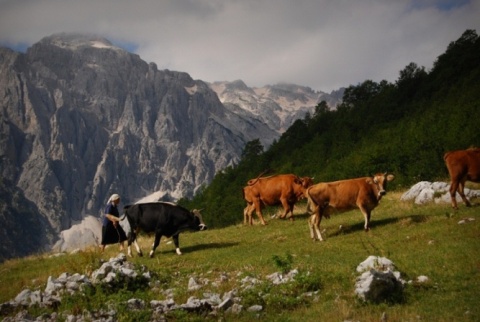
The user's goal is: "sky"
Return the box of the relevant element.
[0,0,479,92]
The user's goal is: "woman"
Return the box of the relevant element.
[100,193,128,252]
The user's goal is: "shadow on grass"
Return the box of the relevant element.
[271,213,312,221]
[160,242,239,255]
[326,214,430,238]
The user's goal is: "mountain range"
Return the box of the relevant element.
[0,33,342,261]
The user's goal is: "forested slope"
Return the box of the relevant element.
[181,30,480,228]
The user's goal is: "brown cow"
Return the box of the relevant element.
[306,173,395,241]
[444,148,480,209]
[242,174,314,225]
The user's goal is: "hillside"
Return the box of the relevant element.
[0,191,478,321]
[184,29,480,228]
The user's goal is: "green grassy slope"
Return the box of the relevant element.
[1,191,479,321]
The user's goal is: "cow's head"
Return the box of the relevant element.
[368,173,395,198]
[300,176,315,188]
[294,176,315,200]
[192,209,208,231]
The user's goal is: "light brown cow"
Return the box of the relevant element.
[242,174,314,225]
[306,173,395,241]
[444,147,480,209]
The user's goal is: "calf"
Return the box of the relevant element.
[306,173,394,241]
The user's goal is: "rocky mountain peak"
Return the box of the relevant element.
[210,81,342,133]
[38,32,119,51]
[0,33,342,260]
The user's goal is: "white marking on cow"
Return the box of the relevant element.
[127,239,142,257]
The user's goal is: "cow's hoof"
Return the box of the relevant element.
[138,252,143,257]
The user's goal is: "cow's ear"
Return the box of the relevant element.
[386,174,395,181]
[366,178,374,184]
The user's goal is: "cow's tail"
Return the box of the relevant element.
[120,204,132,221]
[305,187,317,215]
[247,169,272,185]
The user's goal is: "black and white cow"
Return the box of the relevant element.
[121,202,207,258]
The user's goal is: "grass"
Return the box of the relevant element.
[1,190,479,321]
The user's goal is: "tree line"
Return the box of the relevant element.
[180,29,480,228]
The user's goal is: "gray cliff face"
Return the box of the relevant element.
[0,34,247,247]
[0,33,342,260]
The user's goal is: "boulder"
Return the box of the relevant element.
[355,256,404,303]
[401,181,480,205]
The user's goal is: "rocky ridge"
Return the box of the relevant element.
[210,80,343,134]
[0,33,342,261]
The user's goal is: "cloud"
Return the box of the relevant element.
[1,0,479,92]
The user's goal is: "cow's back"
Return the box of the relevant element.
[254,174,298,203]
[126,203,166,233]
[308,177,373,210]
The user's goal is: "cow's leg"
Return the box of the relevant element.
[254,200,267,225]
[150,233,162,258]
[308,214,316,239]
[133,239,142,256]
[287,202,295,221]
[307,201,324,241]
[243,206,249,225]
[127,231,143,257]
[172,234,182,255]
[246,204,255,225]
[358,205,371,231]
[449,178,460,209]
[311,212,324,241]
[127,233,133,257]
[457,179,472,207]
[278,198,290,219]
[244,204,254,225]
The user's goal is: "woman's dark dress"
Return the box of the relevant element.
[101,202,128,245]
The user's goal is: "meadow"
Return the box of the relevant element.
[1,189,479,321]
